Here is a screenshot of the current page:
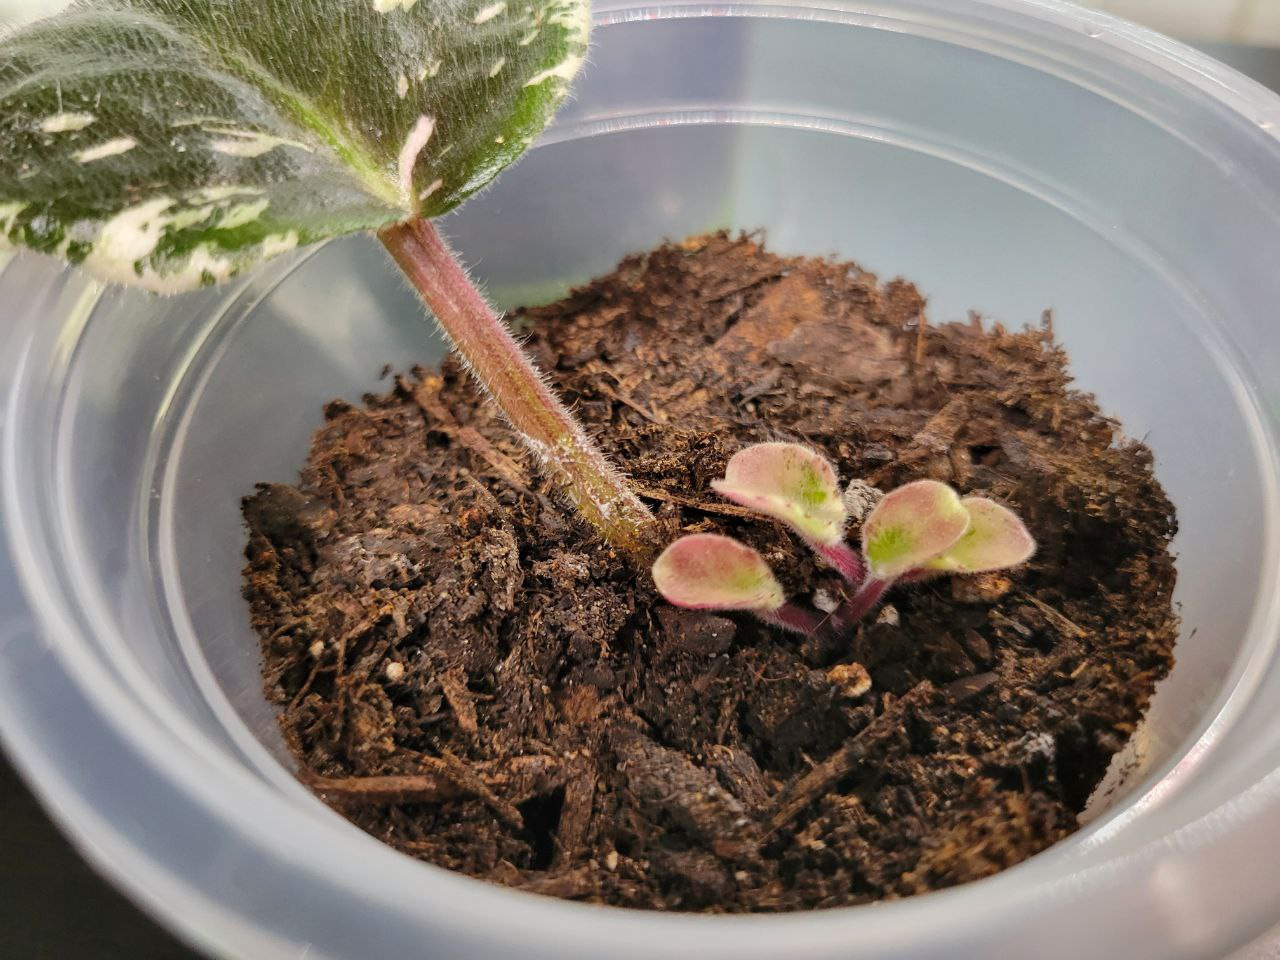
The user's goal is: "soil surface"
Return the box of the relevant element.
[243,233,1178,911]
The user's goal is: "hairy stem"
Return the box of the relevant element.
[812,541,866,584]
[760,603,826,636]
[379,217,657,559]
[836,577,889,625]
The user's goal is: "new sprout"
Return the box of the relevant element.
[712,443,863,581]
[651,534,823,635]
[652,442,1036,637]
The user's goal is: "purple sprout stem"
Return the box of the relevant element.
[759,602,827,636]
[380,217,656,561]
[811,540,866,585]
[835,576,890,625]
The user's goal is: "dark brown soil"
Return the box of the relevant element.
[242,232,1178,911]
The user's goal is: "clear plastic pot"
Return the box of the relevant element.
[4,0,1280,957]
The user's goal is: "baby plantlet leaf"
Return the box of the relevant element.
[711,442,846,546]
[0,0,589,291]
[652,534,785,613]
[861,479,969,580]
[927,497,1036,573]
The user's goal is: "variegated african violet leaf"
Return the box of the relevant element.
[0,0,588,292]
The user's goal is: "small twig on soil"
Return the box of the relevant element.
[458,426,532,493]
[332,618,374,686]
[286,656,327,713]
[439,667,479,736]
[300,771,458,804]
[990,609,1033,639]
[266,617,307,644]
[324,463,347,508]
[596,381,661,424]
[767,681,935,832]
[304,755,564,810]
[509,865,596,898]
[409,376,532,493]
[1022,595,1087,639]
[396,839,441,856]
[636,485,760,520]
[422,750,526,831]
[900,398,970,464]
[704,265,787,302]
[942,672,999,702]
[552,764,597,869]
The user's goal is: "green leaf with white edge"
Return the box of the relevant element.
[711,442,846,546]
[926,496,1036,574]
[0,0,588,292]
[861,479,970,580]
[652,533,786,613]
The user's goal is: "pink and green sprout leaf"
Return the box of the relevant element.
[711,442,846,546]
[861,479,970,580]
[652,533,785,613]
[925,497,1036,574]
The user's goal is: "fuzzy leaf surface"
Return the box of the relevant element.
[862,479,970,580]
[927,496,1036,574]
[0,0,588,291]
[711,441,847,546]
[652,534,786,613]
